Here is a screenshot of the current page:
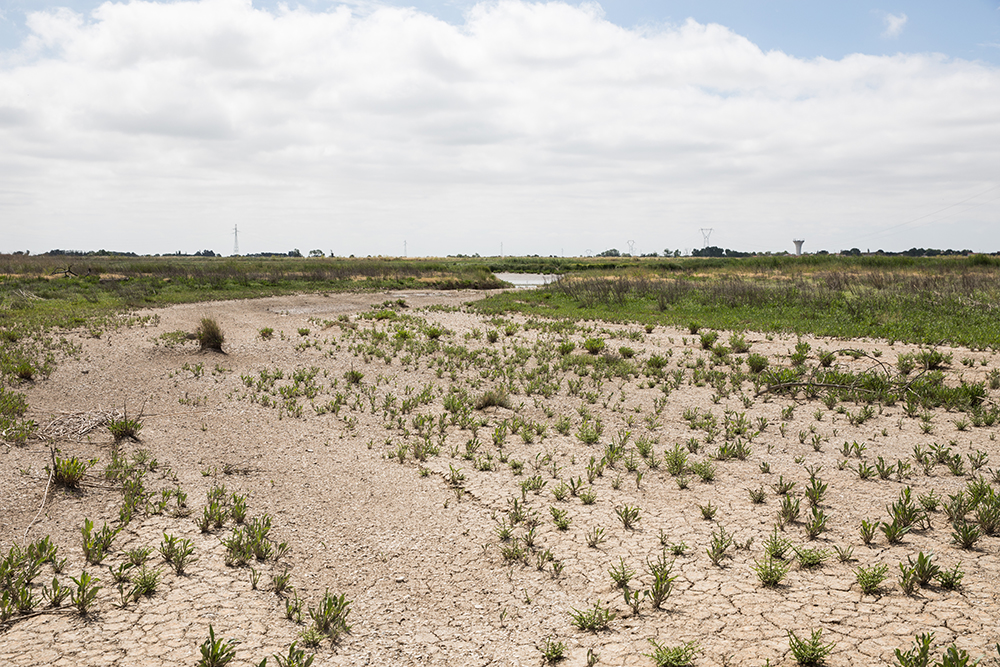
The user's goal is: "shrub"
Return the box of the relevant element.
[197,318,225,352]
[583,338,605,355]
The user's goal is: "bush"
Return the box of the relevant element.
[197,318,225,352]
[583,338,605,355]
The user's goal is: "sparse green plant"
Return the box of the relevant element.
[804,507,828,539]
[608,557,635,589]
[550,506,571,530]
[270,642,315,667]
[894,632,934,667]
[615,504,641,529]
[787,629,835,666]
[706,525,733,566]
[855,563,889,595]
[936,562,964,589]
[771,476,796,495]
[308,589,352,641]
[49,453,95,488]
[197,625,237,667]
[834,544,855,563]
[763,527,792,560]
[754,556,790,587]
[951,521,981,549]
[539,636,566,664]
[40,575,70,608]
[860,519,877,545]
[779,495,801,524]
[569,600,615,632]
[645,639,699,667]
[69,570,101,615]
[133,565,161,597]
[908,551,940,586]
[880,520,910,545]
[586,526,607,548]
[795,546,829,569]
[108,410,143,442]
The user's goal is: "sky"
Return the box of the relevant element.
[1,1,999,257]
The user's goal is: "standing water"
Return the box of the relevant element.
[493,273,561,289]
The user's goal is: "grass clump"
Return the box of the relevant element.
[196,317,225,352]
[475,387,511,410]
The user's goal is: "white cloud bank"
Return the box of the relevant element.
[1,0,998,255]
[881,12,908,39]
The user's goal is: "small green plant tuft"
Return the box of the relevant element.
[645,639,700,667]
[787,629,835,666]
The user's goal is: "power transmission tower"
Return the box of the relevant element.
[233,225,239,256]
[700,228,713,249]
[627,240,635,255]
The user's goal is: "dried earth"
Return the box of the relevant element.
[1,290,999,666]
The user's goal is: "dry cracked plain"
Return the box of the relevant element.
[2,291,999,666]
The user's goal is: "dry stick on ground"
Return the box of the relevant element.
[23,442,57,541]
[754,350,936,400]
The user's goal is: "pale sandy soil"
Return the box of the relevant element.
[1,290,999,666]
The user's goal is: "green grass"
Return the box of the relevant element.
[472,256,1000,348]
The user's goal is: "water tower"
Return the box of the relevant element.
[793,239,805,256]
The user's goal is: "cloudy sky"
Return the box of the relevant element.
[1,1,999,257]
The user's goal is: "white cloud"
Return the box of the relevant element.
[0,0,997,256]
[881,11,908,39]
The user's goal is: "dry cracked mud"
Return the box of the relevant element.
[2,290,999,666]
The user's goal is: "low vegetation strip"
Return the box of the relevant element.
[474,265,1000,348]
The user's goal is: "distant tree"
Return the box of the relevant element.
[194,250,217,257]
[597,248,621,257]
[288,249,303,257]
[691,246,725,257]
[308,249,325,258]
